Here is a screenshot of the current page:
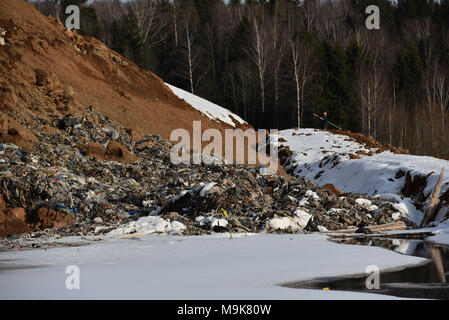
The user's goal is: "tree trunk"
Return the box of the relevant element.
[173,1,178,47]
[186,28,194,94]
[389,106,392,145]
[421,168,445,227]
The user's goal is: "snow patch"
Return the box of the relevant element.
[393,202,409,216]
[166,83,247,127]
[272,128,449,227]
[392,212,401,221]
[374,193,402,203]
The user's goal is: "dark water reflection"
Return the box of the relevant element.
[283,237,449,299]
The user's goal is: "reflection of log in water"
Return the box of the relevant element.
[429,245,446,284]
[293,238,449,299]
[329,237,449,284]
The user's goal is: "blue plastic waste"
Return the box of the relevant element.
[259,166,268,175]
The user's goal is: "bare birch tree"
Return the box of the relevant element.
[433,68,449,152]
[356,58,388,138]
[172,0,178,47]
[242,17,270,115]
[178,15,208,94]
[290,29,315,128]
[130,0,166,47]
[270,0,287,127]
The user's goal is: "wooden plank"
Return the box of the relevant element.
[330,221,407,234]
[326,229,440,239]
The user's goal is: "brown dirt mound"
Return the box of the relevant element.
[0,0,283,172]
[330,130,409,155]
[0,114,37,151]
[78,141,137,163]
[0,0,250,144]
[0,195,31,236]
[0,194,74,237]
[323,184,344,196]
[0,210,31,237]
[28,207,75,230]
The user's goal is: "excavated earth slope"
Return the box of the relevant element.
[0,0,250,150]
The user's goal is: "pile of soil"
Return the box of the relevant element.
[0,195,73,237]
[0,0,282,172]
[77,141,138,163]
[0,0,250,147]
[330,130,410,155]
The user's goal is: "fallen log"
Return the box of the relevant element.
[330,221,407,234]
[429,246,446,284]
[421,168,445,227]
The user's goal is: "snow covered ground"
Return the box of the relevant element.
[166,83,247,128]
[0,233,425,299]
[270,128,449,226]
[428,221,449,245]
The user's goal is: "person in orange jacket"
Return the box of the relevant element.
[322,112,328,129]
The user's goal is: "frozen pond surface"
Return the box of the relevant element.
[0,233,427,299]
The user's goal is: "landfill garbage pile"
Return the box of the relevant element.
[0,0,411,249]
[1,111,411,244]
